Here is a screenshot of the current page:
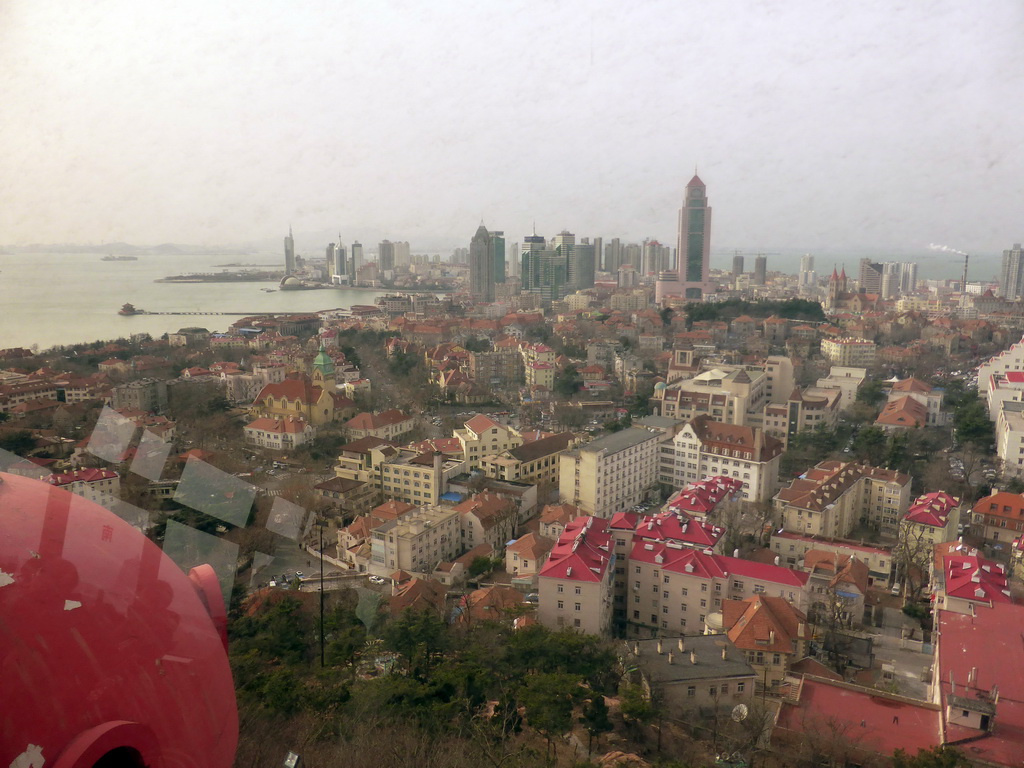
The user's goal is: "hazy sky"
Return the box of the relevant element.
[2,0,1022,256]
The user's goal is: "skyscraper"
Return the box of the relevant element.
[798,254,817,292]
[753,255,767,286]
[522,233,566,306]
[325,243,337,282]
[656,174,711,303]
[350,242,363,283]
[469,224,505,302]
[1001,243,1024,300]
[284,227,295,276]
[732,253,745,277]
[604,238,623,272]
[574,238,597,289]
[859,258,883,294]
[379,240,395,272]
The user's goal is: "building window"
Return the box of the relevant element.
[557,584,564,593]
[737,682,745,693]
[575,586,581,595]
[575,603,581,611]
[557,600,564,609]
[687,686,695,697]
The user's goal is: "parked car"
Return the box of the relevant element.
[368,575,387,585]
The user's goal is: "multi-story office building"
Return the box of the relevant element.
[762,386,843,448]
[392,241,410,269]
[480,432,577,489]
[1000,243,1024,300]
[658,416,784,503]
[284,227,295,275]
[656,174,711,302]
[469,224,506,302]
[572,237,597,290]
[775,460,911,539]
[559,427,665,518]
[521,233,567,306]
[643,240,672,276]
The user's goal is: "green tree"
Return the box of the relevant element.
[0,430,35,455]
[519,672,583,761]
[381,609,449,679]
[619,682,657,739]
[851,426,887,462]
[857,379,885,406]
[580,693,612,753]
[553,365,584,397]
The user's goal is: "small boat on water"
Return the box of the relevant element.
[103,255,138,261]
[261,288,277,292]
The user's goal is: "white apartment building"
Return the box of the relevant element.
[369,505,461,577]
[816,366,866,410]
[45,468,121,505]
[559,427,664,518]
[820,338,877,367]
[537,517,615,634]
[996,400,1024,479]
[978,334,1024,396]
[658,416,783,503]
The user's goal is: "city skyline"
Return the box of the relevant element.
[2,2,1022,254]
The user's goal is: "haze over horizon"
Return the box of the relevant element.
[2,1,1022,256]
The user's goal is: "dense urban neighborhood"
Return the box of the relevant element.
[6,232,1024,768]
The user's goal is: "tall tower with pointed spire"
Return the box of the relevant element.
[656,174,712,303]
[284,227,296,276]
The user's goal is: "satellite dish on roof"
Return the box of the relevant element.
[731,704,749,723]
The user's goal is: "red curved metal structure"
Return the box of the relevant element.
[0,472,238,768]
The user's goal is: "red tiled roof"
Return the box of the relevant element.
[345,409,411,430]
[245,416,310,434]
[875,395,928,427]
[905,491,958,528]
[936,604,1024,763]
[943,553,1011,605]
[776,677,941,757]
[464,414,502,434]
[667,475,744,516]
[539,517,613,582]
[46,467,118,486]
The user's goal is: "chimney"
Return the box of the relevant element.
[690,650,697,665]
[633,642,639,655]
[657,639,663,655]
[721,645,727,660]
[668,651,674,665]
[769,629,775,645]
[678,637,685,652]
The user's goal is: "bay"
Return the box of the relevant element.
[0,252,396,351]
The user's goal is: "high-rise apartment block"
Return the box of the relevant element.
[859,258,883,294]
[604,238,623,272]
[1001,243,1024,300]
[656,174,711,303]
[798,254,816,291]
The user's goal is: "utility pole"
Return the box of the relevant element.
[319,519,325,667]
